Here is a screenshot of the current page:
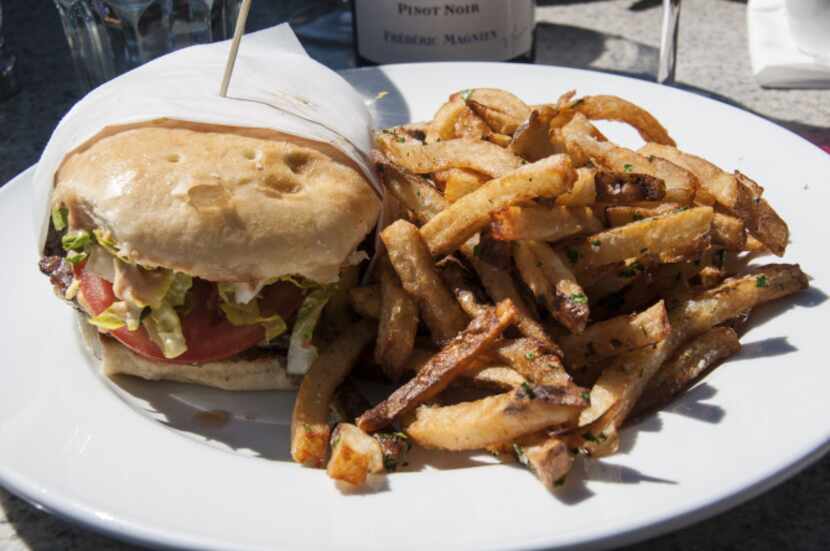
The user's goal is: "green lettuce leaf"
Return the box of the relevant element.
[114,260,174,310]
[92,228,132,262]
[143,303,187,359]
[88,301,143,332]
[219,301,287,342]
[61,230,91,251]
[166,273,193,308]
[287,286,334,375]
[65,250,88,265]
[51,206,68,231]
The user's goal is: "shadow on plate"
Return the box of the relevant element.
[108,375,296,462]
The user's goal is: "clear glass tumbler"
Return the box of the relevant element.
[53,0,244,91]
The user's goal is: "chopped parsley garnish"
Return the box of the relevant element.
[520,381,536,399]
[525,351,536,361]
[566,248,580,264]
[472,243,483,257]
[582,431,608,443]
[383,456,398,472]
[632,212,644,221]
[513,443,528,465]
[619,260,644,278]
[591,239,602,247]
[580,391,590,403]
[714,249,726,268]
[756,275,768,288]
[623,163,633,173]
[396,136,406,143]
[570,293,588,304]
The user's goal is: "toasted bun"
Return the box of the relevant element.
[77,314,299,391]
[54,125,381,284]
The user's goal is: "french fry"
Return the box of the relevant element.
[581,258,650,300]
[632,326,741,419]
[563,115,695,204]
[638,144,788,255]
[327,423,384,486]
[426,99,473,143]
[556,167,598,207]
[638,143,738,208]
[382,220,468,344]
[711,212,747,251]
[291,320,375,467]
[357,300,518,433]
[606,208,745,251]
[375,261,419,380]
[349,285,380,319]
[404,383,588,450]
[420,155,577,256]
[513,434,575,490]
[440,261,490,318]
[456,107,493,141]
[330,383,414,474]
[593,170,666,203]
[456,88,532,135]
[527,240,590,334]
[495,338,572,387]
[734,171,789,256]
[578,264,808,456]
[574,95,676,146]
[491,205,604,242]
[509,109,560,162]
[559,301,670,370]
[605,204,679,226]
[467,365,528,390]
[375,135,523,178]
[377,157,448,224]
[331,378,372,422]
[566,207,714,269]
[404,346,526,391]
[373,432,413,472]
[434,168,489,202]
[463,239,559,352]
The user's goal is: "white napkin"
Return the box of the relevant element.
[33,24,380,252]
[747,0,830,88]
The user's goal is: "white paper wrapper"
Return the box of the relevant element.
[34,24,379,253]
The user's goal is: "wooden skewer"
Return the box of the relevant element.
[219,0,254,97]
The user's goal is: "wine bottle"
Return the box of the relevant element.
[352,1,536,66]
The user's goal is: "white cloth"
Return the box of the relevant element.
[747,0,830,88]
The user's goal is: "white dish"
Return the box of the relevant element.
[1,63,829,551]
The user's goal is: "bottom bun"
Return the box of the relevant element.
[77,313,299,391]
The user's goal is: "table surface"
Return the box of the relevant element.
[1,1,828,550]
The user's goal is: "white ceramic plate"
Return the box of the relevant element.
[1,63,829,551]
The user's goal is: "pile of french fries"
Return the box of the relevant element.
[290,88,808,491]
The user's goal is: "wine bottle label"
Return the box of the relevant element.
[354,0,535,63]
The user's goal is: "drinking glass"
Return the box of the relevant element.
[0,0,19,100]
[290,0,352,45]
[53,0,245,91]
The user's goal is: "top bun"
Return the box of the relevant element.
[53,125,381,284]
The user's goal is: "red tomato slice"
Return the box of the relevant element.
[78,270,303,364]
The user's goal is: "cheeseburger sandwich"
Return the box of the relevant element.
[39,123,381,390]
